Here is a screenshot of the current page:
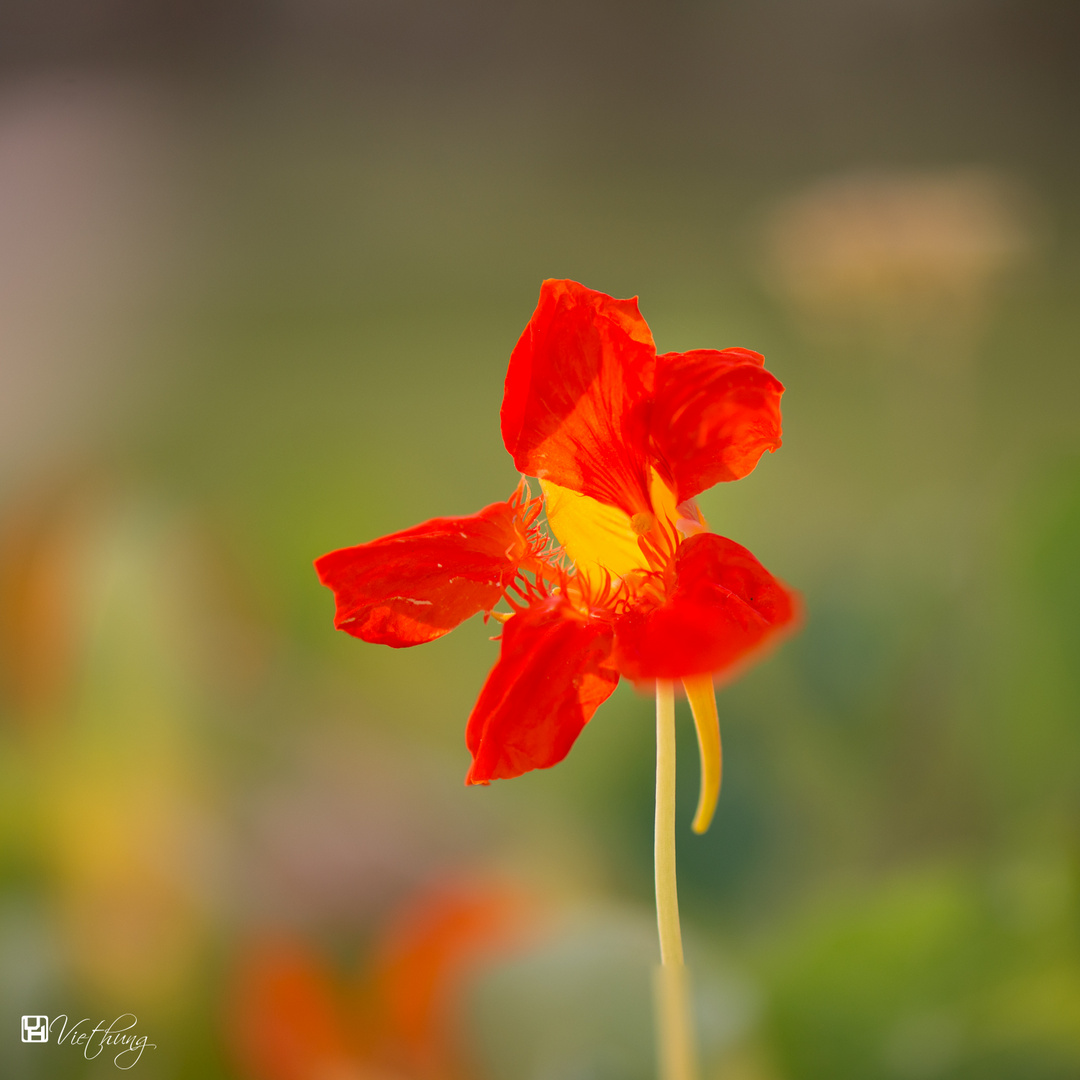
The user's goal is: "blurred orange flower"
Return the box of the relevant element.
[229,879,534,1080]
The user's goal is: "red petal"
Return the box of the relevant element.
[650,349,784,502]
[465,597,619,784]
[613,532,799,680]
[314,499,527,647]
[501,279,657,517]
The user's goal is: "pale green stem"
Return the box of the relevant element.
[654,679,698,1080]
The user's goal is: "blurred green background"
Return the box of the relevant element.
[1,2,1078,1078]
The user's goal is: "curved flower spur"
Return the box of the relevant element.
[315,279,800,1077]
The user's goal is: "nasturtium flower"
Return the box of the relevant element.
[317,280,798,832]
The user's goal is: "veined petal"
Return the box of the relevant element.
[314,498,529,648]
[613,532,799,680]
[465,597,619,784]
[501,279,657,517]
[540,480,646,590]
[651,348,784,502]
[541,470,681,591]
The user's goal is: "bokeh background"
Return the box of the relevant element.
[2,2,1079,1078]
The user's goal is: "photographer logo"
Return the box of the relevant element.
[21,1016,48,1043]
[19,1014,156,1068]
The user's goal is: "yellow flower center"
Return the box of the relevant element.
[540,469,683,592]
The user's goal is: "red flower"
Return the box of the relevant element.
[316,280,798,830]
